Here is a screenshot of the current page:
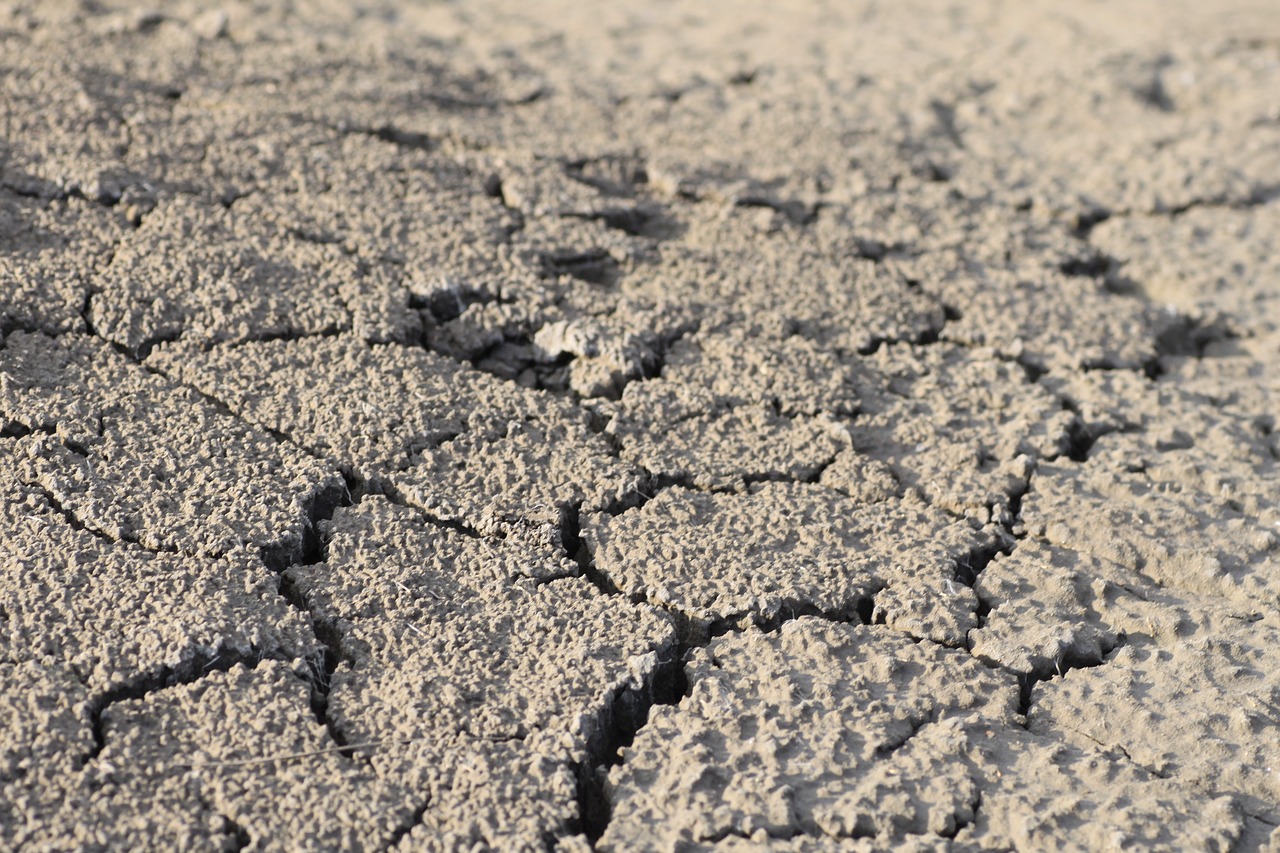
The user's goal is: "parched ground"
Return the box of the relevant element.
[2,1,1280,850]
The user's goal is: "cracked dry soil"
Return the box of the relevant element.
[2,1,1280,851]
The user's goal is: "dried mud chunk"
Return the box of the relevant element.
[606,328,855,488]
[602,619,1238,851]
[1090,200,1280,337]
[151,336,496,472]
[950,41,1280,217]
[1039,369,1151,438]
[972,537,1274,676]
[628,211,944,354]
[121,663,414,850]
[658,329,860,418]
[392,742,582,852]
[152,336,640,534]
[1031,622,1280,823]
[390,415,643,538]
[1043,371,1280,504]
[89,195,379,353]
[499,155,649,220]
[613,395,846,490]
[0,191,125,336]
[969,732,1244,852]
[527,307,694,399]
[285,498,676,842]
[970,540,1153,677]
[583,482,997,643]
[0,332,342,560]
[1155,340,1280,433]
[1083,404,1280,524]
[921,263,1157,371]
[0,45,180,203]
[0,451,315,692]
[828,344,1067,525]
[232,132,527,340]
[817,452,903,504]
[0,330,343,558]
[1023,436,1280,612]
[604,620,1015,846]
[4,662,413,851]
[0,662,91,786]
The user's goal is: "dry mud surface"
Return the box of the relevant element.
[2,1,1280,850]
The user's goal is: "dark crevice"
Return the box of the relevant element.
[218,810,251,852]
[929,99,965,150]
[426,87,545,110]
[79,290,99,337]
[873,711,933,760]
[259,478,350,573]
[1059,250,1117,279]
[702,592,880,646]
[564,506,687,843]
[850,237,914,262]
[31,482,129,549]
[703,826,803,844]
[223,326,348,350]
[1151,311,1234,361]
[358,469,558,554]
[950,471,1030,649]
[1071,206,1112,239]
[266,480,355,754]
[384,798,433,850]
[1015,636,1128,721]
[370,474,486,540]
[1133,73,1176,113]
[1063,417,1100,463]
[426,310,695,404]
[564,156,648,195]
[735,195,819,226]
[941,790,981,840]
[0,178,125,209]
[573,640,686,843]
[411,282,503,323]
[367,125,435,153]
[953,535,1014,590]
[1016,355,1049,383]
[565,205,683,239]
[537,247,621,286]
[285,226,347,248]
[129,331,184,361]
[0,422,32,439]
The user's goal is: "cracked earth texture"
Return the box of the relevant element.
[1,1,1279,850]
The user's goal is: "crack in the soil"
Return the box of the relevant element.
[265,477,357,756]
[944,789,981,840]
[15,138,1256,847]
[1014,636,1129,723]
[384,797,433,850]
[572,642,686,843]
[874,711,934,760]
[29,481,124,549]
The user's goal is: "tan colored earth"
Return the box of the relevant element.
[3,1,1280,850]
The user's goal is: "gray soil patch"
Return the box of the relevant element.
[3,1,1280,850]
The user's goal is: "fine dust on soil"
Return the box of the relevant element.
[1,1,1279,851]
